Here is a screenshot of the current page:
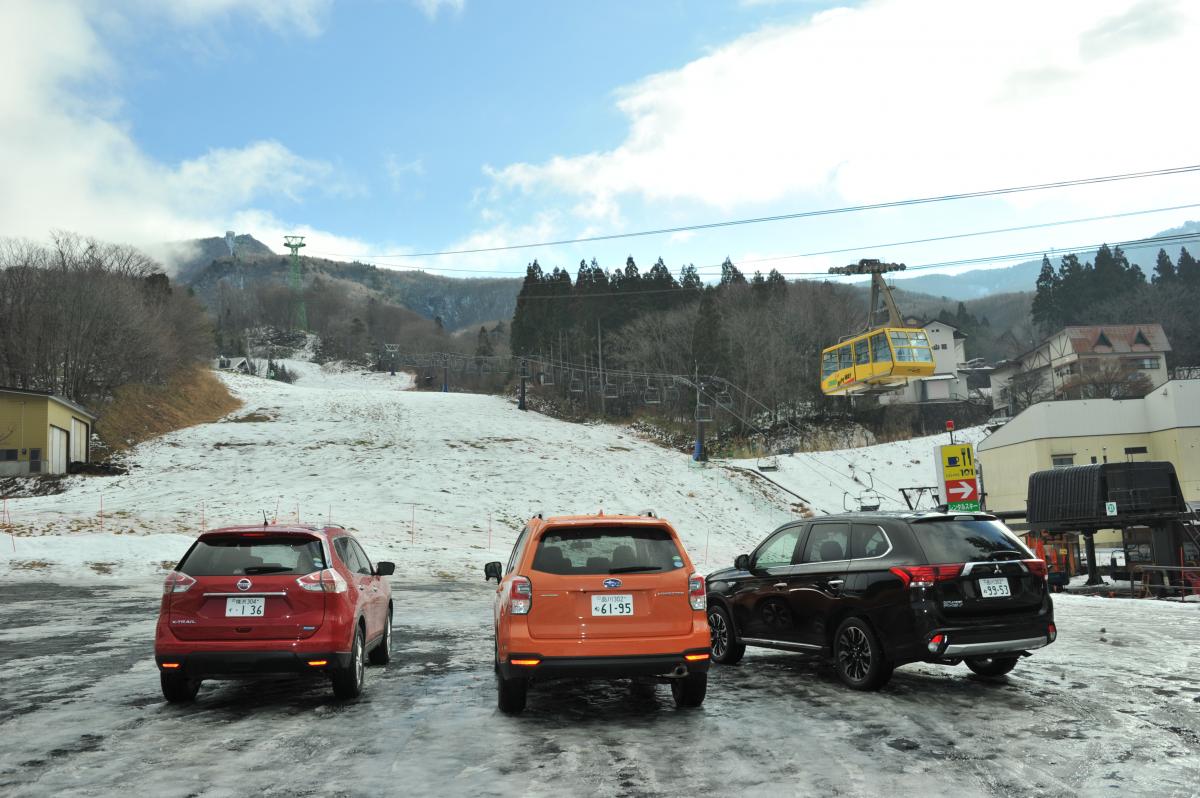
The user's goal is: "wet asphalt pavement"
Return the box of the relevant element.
[0,579,1197,797]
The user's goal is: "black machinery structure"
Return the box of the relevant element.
[1026,461,1200,595]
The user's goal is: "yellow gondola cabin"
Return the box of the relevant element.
[820,327,935,396]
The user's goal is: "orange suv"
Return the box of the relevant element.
[484,512,711,713]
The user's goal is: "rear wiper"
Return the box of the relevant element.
[608,566,663,574]
[243,566,294,575]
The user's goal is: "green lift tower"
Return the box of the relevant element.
[283,235,308,332]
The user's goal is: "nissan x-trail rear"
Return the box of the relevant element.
[706,511,1056,690]
[155,524,395,702]
[484,513,711,713]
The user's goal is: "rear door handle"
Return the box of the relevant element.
[826,579,844,590]
[773,582,788,589]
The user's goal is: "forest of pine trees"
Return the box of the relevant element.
[1031,244,1200,367]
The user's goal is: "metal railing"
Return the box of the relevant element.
[1129,565,1200,601]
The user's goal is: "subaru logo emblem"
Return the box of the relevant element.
[602,578,622,589]
[236,578,252,591]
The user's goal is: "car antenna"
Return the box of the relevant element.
[262,510,269,527]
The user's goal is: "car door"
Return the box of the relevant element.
[335,538,376,641]
[496,527,530,631]
[783,521,851,650]
[348,538,385,640]
[727,524,806,642]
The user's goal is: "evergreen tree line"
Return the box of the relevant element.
[1031,243,1200,366]
[0,233,213,406]
[509,255,862,419]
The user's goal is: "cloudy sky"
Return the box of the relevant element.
[2,0,1198,281]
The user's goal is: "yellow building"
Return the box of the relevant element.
[0,388,97,475]
[977,378,1200,545]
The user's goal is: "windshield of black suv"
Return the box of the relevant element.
[910,519,1031,564]
[180,535,326,576]
[532,526,684,575]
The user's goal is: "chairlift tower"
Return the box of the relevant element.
[828,259,906,331]
[284,235,308,332]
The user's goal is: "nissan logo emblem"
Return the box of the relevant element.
[236,578,252,591]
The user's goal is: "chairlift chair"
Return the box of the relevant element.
[541,366,555,387]
[568,371,584,393]
[644,379,661,405]
[664,383,681,402]
[695,401,714,422]
[757,454,780,472]
[621,379,638,398]
[603,381,619,400]
[716,388,734,409]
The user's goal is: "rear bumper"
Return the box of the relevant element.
[942,636,1048,657]
[155,650,351,678]
[924,619,1056,661]
[498,649,711,682]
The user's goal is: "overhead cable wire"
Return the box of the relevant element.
[312,163,1200,259]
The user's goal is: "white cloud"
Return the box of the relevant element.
[412,0,464,21]
[488,0,1200,218]
[0,0,346,264]
[129,0,332,36]
[383,155,425,192]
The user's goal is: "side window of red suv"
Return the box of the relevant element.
[347,539,373,575]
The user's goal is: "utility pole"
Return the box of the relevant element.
[597,320,605,417]
[283,235,308,332]
[693,363,706,462]
[442,356,449,393]
[518,359,528,411]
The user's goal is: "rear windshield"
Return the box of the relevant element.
[910,519,1030,564]
[532,526,684,575]
[180,535,326,576]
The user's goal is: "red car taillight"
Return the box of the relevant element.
[162,571,196,594]
[296,568,349,593]
[509,576,532,615]
[1024,559,1049,580]
[890,564,964,588]
[688,574,706,611]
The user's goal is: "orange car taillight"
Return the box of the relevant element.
[509,576,532,615]
[296,568,349,593]
[688,574,706,611]
[162,571,196,595]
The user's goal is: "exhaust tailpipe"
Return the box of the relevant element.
[670,665,688,678]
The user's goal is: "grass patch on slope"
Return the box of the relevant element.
[97,367,242,452]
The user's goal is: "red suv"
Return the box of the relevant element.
[154,524,394,702]
[485,512,711,713]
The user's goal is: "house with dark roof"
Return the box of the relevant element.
[989,324,1171,413]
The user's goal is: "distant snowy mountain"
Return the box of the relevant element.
[889,221,1200,300]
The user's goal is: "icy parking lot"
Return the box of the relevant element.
[0,579,1196,798]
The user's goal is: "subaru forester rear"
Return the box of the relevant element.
[484,513,711,713]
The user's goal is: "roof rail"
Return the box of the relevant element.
[638,509,656,518]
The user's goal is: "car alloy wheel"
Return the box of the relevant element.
[837,624,872,683]
[354,631,364,687]
[708,609,729,659]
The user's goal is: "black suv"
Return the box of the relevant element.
[705,511,1056,690]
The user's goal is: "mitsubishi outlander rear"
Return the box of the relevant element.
[706,511,1056,690]
[484,513,711,713]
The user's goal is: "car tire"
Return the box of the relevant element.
[833,617,892,691]
[496,672,528,714]
[964,656,1019,678]
[707,605,745,665]
[160,672,201,703]
[670,672,707,708]
[333,626,366,700]
[368,607,392,666]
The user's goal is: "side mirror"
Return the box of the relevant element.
[375,561,395,577]
[735,554,751,571]
[484,561,503,583]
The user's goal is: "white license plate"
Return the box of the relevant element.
[225,597,265,617]
[978,577,1011,598]
[591,594,634,616]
